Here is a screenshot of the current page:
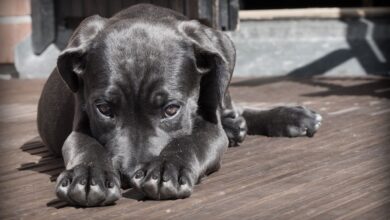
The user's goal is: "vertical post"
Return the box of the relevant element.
[31,0,55,55]
[168,0,185,15]
[228,0,239,30]
[219,0,228,30]
[184,0,238,30]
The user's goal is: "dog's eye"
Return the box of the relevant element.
[96,103,113,117]
[163,104,180,118]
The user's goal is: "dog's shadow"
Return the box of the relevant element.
[18,137,69,208]
[18,136,64,182]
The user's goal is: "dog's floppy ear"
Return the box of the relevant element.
[57,15,107,92]
[179,20,236,123]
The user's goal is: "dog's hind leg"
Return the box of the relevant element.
[37,70,75,156]
[221,90,248,146]
[221,90,322,142]
[242,106,322,138]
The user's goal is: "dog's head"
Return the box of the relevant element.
[56,13,234,177]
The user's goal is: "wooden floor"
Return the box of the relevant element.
[0,77,389,219]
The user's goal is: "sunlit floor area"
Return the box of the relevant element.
[0,76,389,219]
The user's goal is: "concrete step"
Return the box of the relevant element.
[229,9,390,77]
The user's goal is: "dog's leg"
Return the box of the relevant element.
[130,119,228,200]
[55,132,121,206]
[242,106,322,137]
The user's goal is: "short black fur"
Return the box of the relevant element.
[37,4,322,206]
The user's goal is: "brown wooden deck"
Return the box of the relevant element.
[0,77,389,219]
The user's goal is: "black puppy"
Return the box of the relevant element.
[37,4,322,206]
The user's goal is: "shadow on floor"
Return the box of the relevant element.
[18,137,68,208]
[231,76,390,100]
[18,136,64,182]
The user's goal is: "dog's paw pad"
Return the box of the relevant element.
[314,113,322,130]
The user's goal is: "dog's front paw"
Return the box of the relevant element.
[267,106,322,137]
[131,159,194,200]
[55,164,120,207]
[222,109,247,146]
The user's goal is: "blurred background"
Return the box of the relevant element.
[0,0,389,78]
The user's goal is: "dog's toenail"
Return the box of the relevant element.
[135,171,144,179]
[107,181,114,188]
[152,174,159,180]
[162,175,170,182]
[80,179,87,185]
[61,179,69,187]
[179,177,186,185]
[315,122,322,129]
[91,179,96,186]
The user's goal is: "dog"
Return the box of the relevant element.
[37,4,322,206]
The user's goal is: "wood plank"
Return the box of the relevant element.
[0,77,389,219]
